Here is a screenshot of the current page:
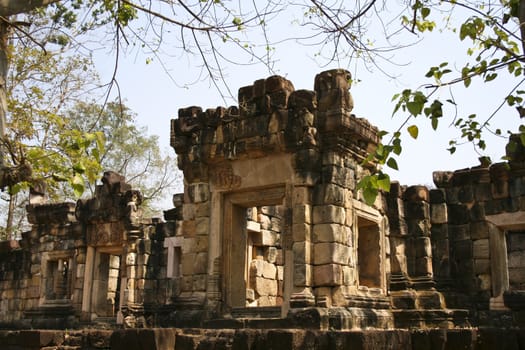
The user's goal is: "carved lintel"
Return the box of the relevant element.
[210,164,241,190]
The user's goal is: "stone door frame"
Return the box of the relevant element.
[486,212,525,309]
[221,185,288,314]
[81,245,124,321]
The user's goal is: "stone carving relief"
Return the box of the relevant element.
[210,164,241,190]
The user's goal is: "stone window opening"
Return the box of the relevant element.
[356,214,384,294]
[485,214,525,310]
[506,230,525,291]
[41,251,75,304]
[164,237,183,279]
[45,259,71,301]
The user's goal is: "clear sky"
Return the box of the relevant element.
[92,2,521,191]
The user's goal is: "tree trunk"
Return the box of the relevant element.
[518,0,525,55]
[0,19,8,169]
[5,191,15,239]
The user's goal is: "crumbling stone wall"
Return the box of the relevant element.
[0,240,30,327]
[423,135,525,326]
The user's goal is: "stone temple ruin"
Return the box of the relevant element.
[0,69,524,348]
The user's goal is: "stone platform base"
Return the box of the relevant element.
[1,327,525,350]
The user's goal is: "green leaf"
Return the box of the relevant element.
[392,138,402,155]
[485,72,497,82]
[406,101,422,116]
[407,125,419,139]
[386,157,399,170]
[376,173,391,192]
[362,186,378,206]
[431,117,438,130]
[73,162,86,174]
[71,174,85,198]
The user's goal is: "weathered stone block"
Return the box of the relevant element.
[180,276,193,292]
[470,221,489,240]
[194,201,210,218]
[322,151,345,168]
[474,258,490,274]
[252,230,279,246]
[458,185,474,203]
[275,249,284,265]
[414,256,432,276]
[313,205,345,224]
[188,183,209,203]
[193,252,207,274]
[293,186,311,205]
[181,220,196,237]
[451,240,473,260]
[182,203,195,221]
[477,274,491,291]
[414,237,432,258]
[448,204,469,225]
[246,288,255,302]
[314,184,345,206]
[182,237,196,254]
[292,223,311,242]
[448,224,470,241]
[509,176,525,196]
[250,259,264,277]
[406,219,431,237]
[271,217,282,233]
[194,236,208,253]
[345,208,353,227]
[473,239,489,259]
[293,241,312,264]
[474,183,491,202]
[429,188,446,203]
[313,242,349,265]
[253,276,278,296]
[430,203,447,224]
[258,213,271,230]
[195,217,209,236]
[313,223,347,243]
[262,205,285,217]
[404,186,429,202]
[508,251,525,268]
[321,165,353,187]
[268,110,288,133]
[293,204,312,224]
[277,266,284,281]
[469,203,485,221]
[263,261,277,279]
[193,275,206,291]
[405,202,430,220]
[181,253,195,275]
[430,225,448,243]
[313,264,343,286]
[265,246,278,263]
[294,264,312,286]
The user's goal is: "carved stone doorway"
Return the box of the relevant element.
[222,186,286,316]
[82,246,125,323]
